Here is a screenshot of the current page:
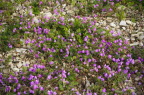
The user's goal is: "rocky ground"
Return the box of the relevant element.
[0,1,144,94]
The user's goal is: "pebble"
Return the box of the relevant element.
[110,22,116,27]
[0,65,5,68]
[32,17,39,24]
[3,69,10,74]
[139,36,144,40]
[122,27,126,30]
[135,77,140,81]
[16,48,27,53]
[43,12,52,18]
[131,34,139,37]
[126,20,133,25]
[17,62,23,68]
[130,42,139,46]
[12,68,19,72]
[120,20,127,26]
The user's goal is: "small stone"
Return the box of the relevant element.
[68,18,74,22]
[131,34,139,37]
[132,23,136,26]
[62,4,66,8]
[120,20,127,26]
[102,21,106,26]
[139,42,143,46]
[131,37,135,41]
[107,17,113,21]
[13,13,17,16]
[62,12,66,15]
[17,62,23,68]
[43,12,52,18]
[12,68,19,72]
[16,48,27,53]
[110,22,116,27]
[19,9,24,14]
[3,69,10,74]
[126,20,133,25]
[139,36,144,40]
[67,10,75,16]
[122,27,126,30]
[0,65,5,68]
[125,37,130,40]
[117,5,126,10]
[130,42,139,46]
[134,59,142,64]
[135,77,140,81]
[95,23,99,26]
[137,32,144,36]
[32,17,39,24]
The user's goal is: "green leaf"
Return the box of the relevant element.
[58,81,64,91]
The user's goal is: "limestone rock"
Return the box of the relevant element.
[16,48,27,53]
[32,17,39,24]
[17,62,23,68]
[126,20,133,25]
[43,12,52,18]
[130,42,139,46]
[139,36,144,40]
[120,20,127,26]
[110,22,116,27]
[12,68,19,72]
[3,69,10,74]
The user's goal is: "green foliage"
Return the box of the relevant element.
[30,1,40,15]
[131,46,144,59]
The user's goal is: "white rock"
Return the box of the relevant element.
[107,17,113,20]
[120,20,127,26]
[125,37,130,40]
[117,5,126,10]
[62,4,66,8]
[122,27,126,30]
[12,68,19,72]
[17,62,23,68]
[102,21,106,26]
[106,17,113,23]
[32,17,39,24]
[13,13,17,16]
[68,18,74,22]
[126,20,133,25]
[3,69,10,73]
[9,62,14,68]
[139,42,143,46]
[135,77,140,81]
[139,36,144,40]
[16,48,27,53]
[95,23,99,26]
[130,42,139,46]
[19,10,24,14]
[132,23,136,26]
[110,22,116,27]
[131,37,135,41]
[137,32,144,36]
[131,34,139,37]
[62,12,66,15]
[67,10,75,15]
[6,52,12,57]
[0,65,5,68]
[43,12,52,18]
